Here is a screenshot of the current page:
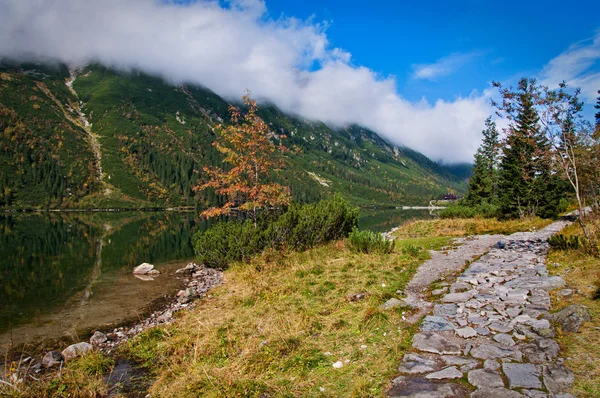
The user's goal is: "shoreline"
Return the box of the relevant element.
[2,263,222,375]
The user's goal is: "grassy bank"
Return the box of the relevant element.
[394,216,552,238]
[547,222,600,398]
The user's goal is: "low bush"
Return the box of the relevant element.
[348,228,395,254]
[193,196,359,268]
[548,234,586,250]
[438,202,500,219]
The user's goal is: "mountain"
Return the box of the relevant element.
[0,61,467,209]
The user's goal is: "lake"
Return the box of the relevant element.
[0,208,433,353]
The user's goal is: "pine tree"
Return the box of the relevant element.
[495,78,562,219]
[595,89,600,135]
[465,117,500,206]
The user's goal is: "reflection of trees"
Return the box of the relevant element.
[0,211,220,333]
[0,214,99,331]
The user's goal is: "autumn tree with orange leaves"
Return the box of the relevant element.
[197,92,291,222]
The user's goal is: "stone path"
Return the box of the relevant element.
[402,233,505,323]
[389,219,575,397]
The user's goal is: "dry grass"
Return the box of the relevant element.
[547,222,600,398]
[394,217,552,239]
[123,237,449,397]
[1,351,115,397]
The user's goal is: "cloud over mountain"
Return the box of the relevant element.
[0,0,494,163]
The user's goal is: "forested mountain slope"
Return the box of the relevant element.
[0,62,467,209]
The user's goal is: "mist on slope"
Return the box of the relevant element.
[0,0,495,163]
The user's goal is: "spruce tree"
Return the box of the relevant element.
[595,89,600,134]
[465,117,500,206]
[496,78,561,219]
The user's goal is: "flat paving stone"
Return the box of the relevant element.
[389,376,467,398]
[471,388,525,398]
[425,366,463,380]
[421,316,456,332]
[412,332,462,355]
[470,343,521,360]
[468,369,505,389]
[493,333,515,346]
[455,326,477,338]
[502,363,542,389]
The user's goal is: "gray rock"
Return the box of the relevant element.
[559,289,573,297]
[521,390,548,398]
[450,282,472,293]
[432,287,448,295]
[425,366,463,380]
[470,388,525,398]
[529,319,555,338]
[413,332,462,355]
[468,369,505,389]
[542,363,574,395]
[470,344,521,360]
[90,331,107,345]
[441,355,478,368]
[398,353,439,374]
[389,376,466,397]
[421,316,456,332]
[521,338,560,364]
[61,342,93,362]
[434,304,458,317]
[493,333,515,346]
[442,291,475,303]
[42,350,63,368]
[506,307,522,318]
[543,304,591,333]
[483,359,500,371]
[175,262,197,275]
[455,326,477,338]
[132,262,160,275]
[489,322,513,333]
[502,363,542,389]
[475,327,491,336]
[347,292,367,301]
[380,297,407,310]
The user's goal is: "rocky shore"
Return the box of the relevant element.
[10,262,222,377]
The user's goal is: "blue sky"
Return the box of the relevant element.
[2,0,599,162]
[266,0,600,104]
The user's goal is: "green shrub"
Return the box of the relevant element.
[438,202,499,219]
[348,228,395,254]
[193,196,359,268]
[548,234,586,250]
[401,244,421,257]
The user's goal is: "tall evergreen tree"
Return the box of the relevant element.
[595,89,600,134]
[495,78,563,219]
[465,116,500,206]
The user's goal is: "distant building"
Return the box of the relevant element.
[440,193,459,201]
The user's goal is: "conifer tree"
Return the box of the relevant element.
[464,117,500,206]
[493,78,563,219]
[595,89,600,134]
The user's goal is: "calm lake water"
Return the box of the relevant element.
[0,208,433,352]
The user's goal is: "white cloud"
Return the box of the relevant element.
[0,0,494,163]
[539,30,600,101]
[412,52,482,80]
